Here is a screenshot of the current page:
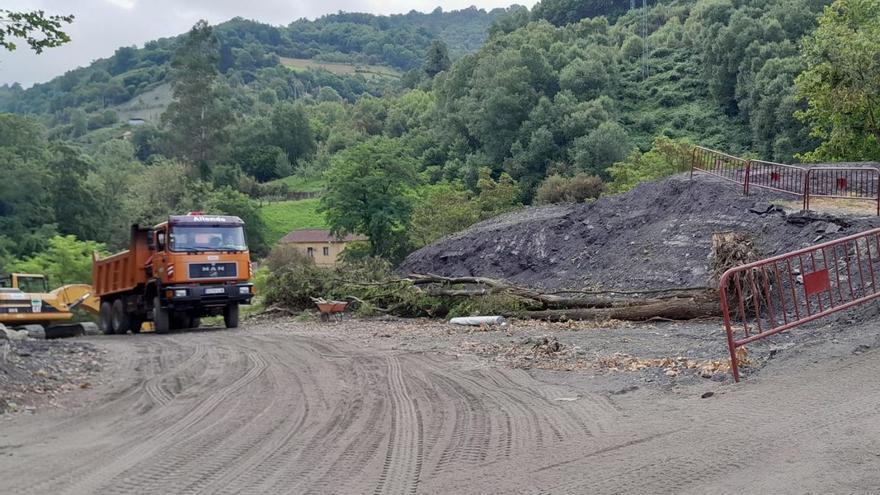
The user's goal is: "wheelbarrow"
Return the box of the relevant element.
[311,297,349,322]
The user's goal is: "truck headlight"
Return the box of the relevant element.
[239,286,250,294]
[174,289,187,297]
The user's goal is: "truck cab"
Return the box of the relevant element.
[151,214,254,329]
[92,213,254,334]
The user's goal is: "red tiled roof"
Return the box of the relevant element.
[280,229,367,244]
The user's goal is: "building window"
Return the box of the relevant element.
[323,247,330,256]
[307,247,315,258]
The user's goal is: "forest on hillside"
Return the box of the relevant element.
[0,0,878,279]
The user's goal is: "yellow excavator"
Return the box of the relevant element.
[0,273,100,339]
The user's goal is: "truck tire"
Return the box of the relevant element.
[190,317,201,329]
[100,301,114,335]
[223,303,239,329]
[153,296,171,334]
[111,299,130,334]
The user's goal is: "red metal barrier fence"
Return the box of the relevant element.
[805,167,880,215]
[690,147,880,216]
[746,159,806,197]
[691,146,749,193]
[719,228,880,381]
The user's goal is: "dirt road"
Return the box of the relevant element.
[2,320,880,494]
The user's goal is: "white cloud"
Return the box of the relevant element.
[0,0,526,87]
[105,0,136,9]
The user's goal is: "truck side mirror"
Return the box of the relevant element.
[147,229,156,251]
[157,231,166,251]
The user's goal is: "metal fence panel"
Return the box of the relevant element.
[805,167,880,215]
[746,159,806,197]
[691,146,749,192]
[719,228,880,381]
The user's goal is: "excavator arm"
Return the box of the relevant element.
[50,284,100,315]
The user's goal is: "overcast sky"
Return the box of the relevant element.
[1,0,525,87]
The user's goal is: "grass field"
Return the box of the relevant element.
[279,57,399,79]
[259,198,328,245]
[273,175,326,192]
[111,83,173,123]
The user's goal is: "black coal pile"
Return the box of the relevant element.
[400,175,880,290]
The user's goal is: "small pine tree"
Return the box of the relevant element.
[424,40,451,77]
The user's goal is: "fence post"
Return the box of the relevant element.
[743,160,751,196]
[803,169,811,211]
[719,278,741,382]
[690,147,697,180]
[875,170,879,216]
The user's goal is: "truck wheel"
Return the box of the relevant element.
[153,296,170,334]
[223,303,239,329]
[111,300,130,334]
[99,301,114,335]
[190,317,201,329]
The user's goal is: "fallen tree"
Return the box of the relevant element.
[262,248,726,321]
[408,273,720,321]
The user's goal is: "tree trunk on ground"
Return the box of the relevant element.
[517,294,721,321]
[409,273,721,321]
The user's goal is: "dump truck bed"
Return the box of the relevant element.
[93,227,152,297]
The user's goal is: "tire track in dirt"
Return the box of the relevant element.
[373,356,424,494]
[13,321,876,494]
[32,347,268,495]
[421,349,880,494]
[0,337,213,493]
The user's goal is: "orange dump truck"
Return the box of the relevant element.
[93,213,254,334]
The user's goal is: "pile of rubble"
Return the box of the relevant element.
[401,175,880,290]
[1,325,105,414]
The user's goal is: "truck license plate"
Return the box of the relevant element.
[205,288,225,295]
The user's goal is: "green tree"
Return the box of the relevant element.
[569,121,631,175]
[269,103,316,165]
[409,182,480,248]
[532,0,635,26]
[795,0,880,161]
[235,144,290,182]
[161,20,232,175]
[0,114,55,257]
[0,9,74,53]
[69,108,87,137]
[320,137,419,260]
[606,136,691,193]
[123,159,202,227]
[7,235,105,285]
[476,168,522,218]
[204,187,268,256]
[424,40,452,77]
[112,46,139,74]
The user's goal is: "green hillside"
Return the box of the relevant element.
[259,199,328,244]
[0,7,512,124]
[2,0,876,270]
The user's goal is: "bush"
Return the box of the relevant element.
[262,254,528,318]
[606,136,692,194]
[264,243,312,272]
[535,173,604,204]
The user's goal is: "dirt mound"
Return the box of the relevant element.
[1,338,104,414]
[400,175,880,290]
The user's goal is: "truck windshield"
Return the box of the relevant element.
[170,226,248,252]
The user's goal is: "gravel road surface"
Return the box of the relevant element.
[2,319,880,494]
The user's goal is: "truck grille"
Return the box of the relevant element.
[188,262,237,280]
